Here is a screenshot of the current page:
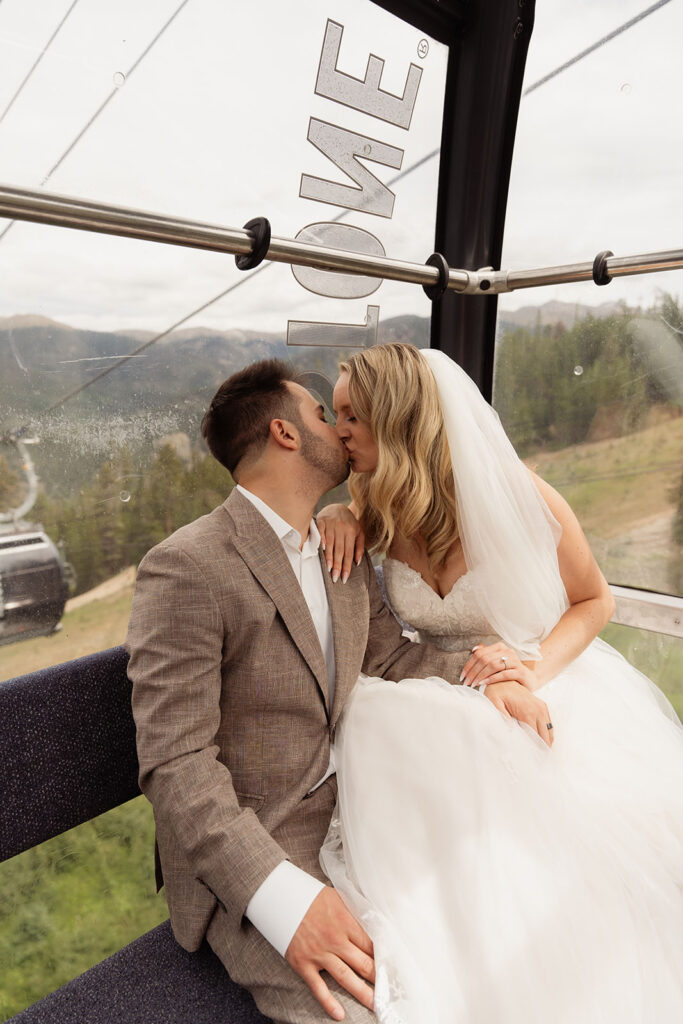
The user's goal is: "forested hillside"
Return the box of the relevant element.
[493,294,683,453]
[32,444,234,596]
[1,296,681,601]
[16,295,679,600]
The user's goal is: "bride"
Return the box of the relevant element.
[317,343,683,1024]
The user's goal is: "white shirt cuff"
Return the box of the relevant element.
[245,860,326,957]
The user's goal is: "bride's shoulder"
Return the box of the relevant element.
[528,468,569,517]
[528,469,593,547]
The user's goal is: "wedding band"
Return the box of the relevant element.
[546,722,554,731]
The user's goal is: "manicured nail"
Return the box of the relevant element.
[355,556,362,565]
[326,562,332,572]
[321,540,325,551]
[459,674,464,682]
[332,570,339,583]
[342,571,349,584]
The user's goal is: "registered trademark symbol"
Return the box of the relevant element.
[417,39,429,59]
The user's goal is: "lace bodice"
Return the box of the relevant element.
[382,557,500,652]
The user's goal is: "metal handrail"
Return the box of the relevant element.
[610,585,683,639]
[0,184,464,290]
[0,184,681,295]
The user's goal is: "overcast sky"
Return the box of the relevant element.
[0,0,680,335]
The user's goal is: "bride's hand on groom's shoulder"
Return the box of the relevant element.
[482,681,554,748]
[317,504,365,584]
[285,886,375,1020]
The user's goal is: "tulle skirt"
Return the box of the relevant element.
[321,639,683,1024]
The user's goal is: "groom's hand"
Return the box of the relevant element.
[285,886,375,1020]
[484,681,554,747]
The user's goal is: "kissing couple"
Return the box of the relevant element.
[127,343,683,1024]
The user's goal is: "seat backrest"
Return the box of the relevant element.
[0,646,139,862]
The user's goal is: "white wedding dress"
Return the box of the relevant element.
[321,557,683,1024]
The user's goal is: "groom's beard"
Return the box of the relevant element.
[299,422,350,489]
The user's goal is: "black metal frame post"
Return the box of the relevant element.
[371,0,535,399]
[431,0,535,398]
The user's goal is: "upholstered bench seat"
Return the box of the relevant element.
[0,647,269,1024]
[7,919,268,1024]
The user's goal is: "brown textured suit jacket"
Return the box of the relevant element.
[127,488,465,987]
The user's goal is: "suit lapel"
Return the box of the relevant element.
[225,490,330,714]
[321,549,368,731]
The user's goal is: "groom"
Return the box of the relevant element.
[127,358,551,1023]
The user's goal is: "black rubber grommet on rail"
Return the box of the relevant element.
[423,252,450,300]
[592,249,614,286]
[235,217,271,270]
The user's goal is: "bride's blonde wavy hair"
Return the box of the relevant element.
[340,343,458,567]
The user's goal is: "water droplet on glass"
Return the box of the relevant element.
[573,365,584,377]
[620,83,631,95]
[113,71,126,88]
[363,144,372,155]
[119,490,131,503]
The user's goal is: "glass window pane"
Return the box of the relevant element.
[0,0,448,677]
[494,0,683,598]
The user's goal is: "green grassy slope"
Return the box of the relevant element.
[0,587,134,683]
[527,415,683,539]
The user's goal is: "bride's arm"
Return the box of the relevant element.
[462,473,615,692]
[316,501,365,583]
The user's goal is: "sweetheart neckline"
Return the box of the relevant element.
[383,556,471,602]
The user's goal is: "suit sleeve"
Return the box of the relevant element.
[361,555,469,682]
[127,542,288,926]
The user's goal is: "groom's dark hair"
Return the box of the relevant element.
[202,358,305,476]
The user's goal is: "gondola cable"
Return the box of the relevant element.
[0,0,192,243]
[0,0,81,128]
[523,0,674,96]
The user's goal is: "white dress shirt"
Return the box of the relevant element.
[236,485,336,956]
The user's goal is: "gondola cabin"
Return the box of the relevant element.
[0,527,69,646]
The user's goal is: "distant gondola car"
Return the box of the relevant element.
[0,528,70,646]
